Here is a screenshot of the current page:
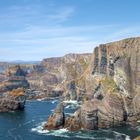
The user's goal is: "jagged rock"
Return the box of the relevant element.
[64,109,81,131]
[44,103,65,130]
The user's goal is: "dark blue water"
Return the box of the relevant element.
[0,100,139,140]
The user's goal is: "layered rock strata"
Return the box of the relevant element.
[0,65,28,112]
[27,53,91,99]
[45,37,140,131]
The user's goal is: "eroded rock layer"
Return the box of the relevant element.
[27,53,91,99]
[0,65,28,112]
[45,37,140,131]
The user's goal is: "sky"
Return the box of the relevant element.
[0,0,140,61]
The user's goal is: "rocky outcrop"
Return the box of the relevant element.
[80,93,126,129]
[45,37,140,131]
[44,103,65,130]
[0,88,26,112]
[0,65,28,112]
[0,65,29,92]
[64,109,81,131]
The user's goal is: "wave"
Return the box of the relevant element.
[31,122,69,137]
[31,121,131,140]
[65,105,71,109]
[63,100,81,110]
[51,109,54,112]
[63,100,78,104]
[65,113,73,116]
[37,98,47,102]
[51,100,58,104]
[31,121,49,134]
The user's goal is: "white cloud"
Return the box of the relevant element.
[99,26,140,44]
[46,6,75,22]
[0,2,140,61]
[0,4,75,28]
[1,24,140,61]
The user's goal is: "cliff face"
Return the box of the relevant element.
[86,38,140,96]
[0,65,29,92]
[76,37,140,129]
[45,37,140,131]
[27,53,91,99]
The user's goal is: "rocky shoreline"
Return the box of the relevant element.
[44,37,140,132]
[0,37,140,139]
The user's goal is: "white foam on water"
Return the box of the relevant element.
[65,105,70,109]
[37,99,42,101]
[63,100,81,110]
[125,135,131,140]
[32,122,109,140]
[31,121,131,140]
[31,121,49,134]
[137,120,140,123]
[112,130,130,140]
[51,100,58,104]
[51,109,54,112]
[31,123,70,138]
[63,100,78,104]
[75,134,96,140]
[52,128,68,134]
[65,113,73,116]
[37,98,47,101]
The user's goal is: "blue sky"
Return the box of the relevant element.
[0,0,140,61]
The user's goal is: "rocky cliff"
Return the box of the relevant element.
[27,53,91,99]
[0,65,28,112]
[45,37,140,131]
[0,89,26,112]
[0,65,29,92]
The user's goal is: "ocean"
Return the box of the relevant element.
[0,99,139,140]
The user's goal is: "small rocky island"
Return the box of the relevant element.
[44,37,140,131]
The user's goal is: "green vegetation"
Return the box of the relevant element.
[79,58,88,70]
[101,76,118,93]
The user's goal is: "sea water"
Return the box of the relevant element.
[0,99,139,140]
